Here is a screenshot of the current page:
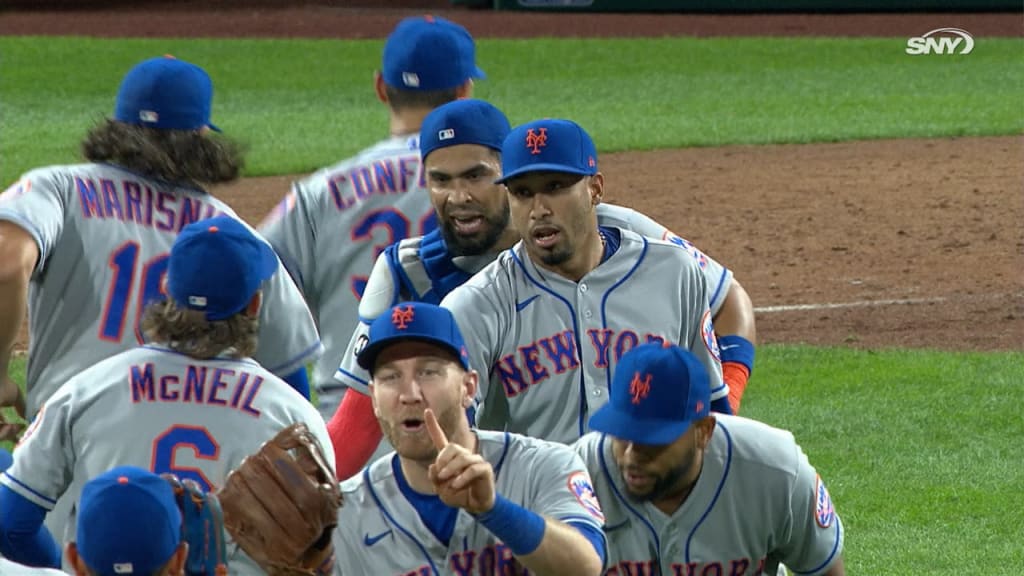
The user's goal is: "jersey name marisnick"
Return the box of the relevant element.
[74,175,224,231]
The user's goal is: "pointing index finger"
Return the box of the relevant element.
[424,408,448,450]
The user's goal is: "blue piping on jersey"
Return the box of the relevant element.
[511,250,587,438]
[267,339,323,374]
[792,515,843,575]
[709,267,730,312]
[364,462,441,576]
[1,473,57,507]
[492,432,512,478]
[685,421,734,563]
[598,435,661,563]
[598,235,648,408]
[335,367,370,388]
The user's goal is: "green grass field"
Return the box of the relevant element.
[2,35,1022,574]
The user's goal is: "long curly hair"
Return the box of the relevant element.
[141,298,259,359]
[81,119,245,187]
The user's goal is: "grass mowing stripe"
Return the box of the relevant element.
[1,36,1021,182]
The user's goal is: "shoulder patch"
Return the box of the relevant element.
[702,309,720,362]
[258,190,298,229]
[0,178,31,206]
[567,471,605,523]
[663,232,708,269]
[814,474,835,529]
[16,404,46,449]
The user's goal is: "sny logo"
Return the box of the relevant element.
[906,28,974,55]
[391,305,415,329]
[629,372,652,404]
[525,127,548,154]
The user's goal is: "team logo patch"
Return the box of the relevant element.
[188,295,208,308]
[629,372,652,404]
[0,179,30,206]
[391,305,415,329]
[438,128,455,140]
[525,127,548,154]
[16,405,46,450]
[139,110,159,123]
[814,475,835,529]
[402,72,420,88]
[664,233,708,269]
[702,309,720,361]
[567,471,605,522]
[354,334,369,356]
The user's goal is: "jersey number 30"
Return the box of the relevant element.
[151,425,219,491]
[98,241,169,344]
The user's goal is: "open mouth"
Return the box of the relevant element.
[401,418,425,432]
[451,214,485,235]
[531,226,560,248]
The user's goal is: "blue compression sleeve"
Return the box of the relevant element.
[567,520,607,566]
[282,367,311,400]
[475,494,546,556]
[0,483,62,567]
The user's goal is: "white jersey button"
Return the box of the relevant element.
[584,310,593,318]
[579,283,588,293]
[594,388,602,397]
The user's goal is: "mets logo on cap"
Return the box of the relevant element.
[526,127,548,154]
[567,471,605,522]
[391,305,415,329]
[629,372,652,405]
[814,475,835,528]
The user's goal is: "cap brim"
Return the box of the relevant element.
[588,405,693,446]
[207,122,222,133]
[495,164,592,184]
[255,241,278,283]
[472,66,486,80]
[357,335,463,372]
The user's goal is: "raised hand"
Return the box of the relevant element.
[425,408,495,515]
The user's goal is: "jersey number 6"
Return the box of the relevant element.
[151,424,220,491]
[98,241,170,345]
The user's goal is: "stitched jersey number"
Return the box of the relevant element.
[151,425,219,491]
[98,242,170,344]
[349,207,437,299]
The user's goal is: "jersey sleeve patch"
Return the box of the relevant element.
[702,309,720,362]
[663,232,708,269]
[567,471,605,523]
[0,178,31,206]
[814,474,836,529]
[15,404,46,450]
[259,190,298,228]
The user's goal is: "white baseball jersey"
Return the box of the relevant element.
[574,415,844,576]
[259,134,437,403]
[0,558,68,575]
[0,344,334,573]
[440,228,726,444]
[0,163,323,415]
[332,429,606,575]
[335,203,731,395]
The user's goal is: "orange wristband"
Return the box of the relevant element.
[722,361,750,414]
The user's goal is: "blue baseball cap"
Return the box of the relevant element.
[357,302,470,372]
[589,343,711,445]
[496,118,599,184]
[77,466,182,576]
[114,55,220,132]
[382,15,485,91]
[420,99,511,162]
[167,215,278,321]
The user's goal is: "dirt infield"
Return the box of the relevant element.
[4,8,1020,353]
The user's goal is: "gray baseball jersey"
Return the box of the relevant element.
[440,228,726,444]
[0,163,323,415]
[332,429,606,575]
[0,558,67,575]
[0,344,334,573]
[335,203,731,395]
[259,134,437,406]
[573,415,844,576]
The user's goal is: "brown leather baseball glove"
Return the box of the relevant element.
[217,422,343,576]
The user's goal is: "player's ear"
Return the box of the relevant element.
[588,173,605,206]
[374,72,388,104]
[696,416,716,449]
[462,370,479,404]
[454,78,474,100]
[163,542,189,575]
[66,542,89,576]
[244,291,262,317]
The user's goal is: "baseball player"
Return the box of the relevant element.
[0,55,322,429]
[330,98,755,479]
[437,118,730,445]
[333,302,607,575]
[259,15,486,421]
[0,216,334,572]
[575,343,846,575]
